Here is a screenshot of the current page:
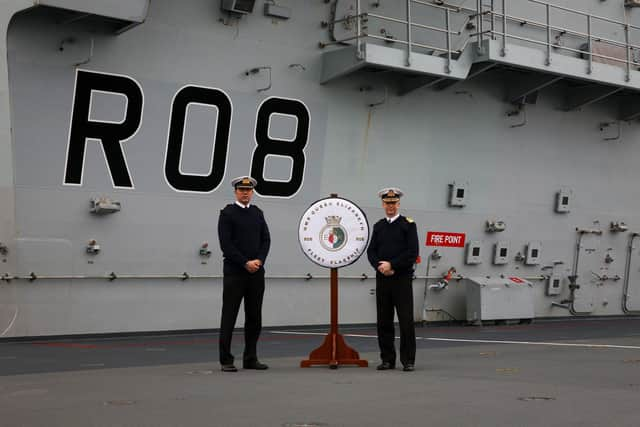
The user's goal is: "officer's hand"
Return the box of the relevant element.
[245,259,262,273]
[245,262,257,273]
[377,261,392,274]
[383,269,395,276]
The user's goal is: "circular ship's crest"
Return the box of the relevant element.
[298,197,369,268]
[319,215,347,251]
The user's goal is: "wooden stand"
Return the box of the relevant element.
[300,268,368,369]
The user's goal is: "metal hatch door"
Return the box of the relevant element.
[572,231,602,314]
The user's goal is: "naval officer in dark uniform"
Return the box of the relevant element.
[218,176,271,372]
[367,188,419,372]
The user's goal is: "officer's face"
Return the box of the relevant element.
[235,187,254,205]
[382,200,399,217]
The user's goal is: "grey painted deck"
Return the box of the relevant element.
[1,318,639,426]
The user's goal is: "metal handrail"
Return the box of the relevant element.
[367,34,460,55]
[321,0,466,73]
[504,0,640,76]
[356,0,362,58]
[528,0,640,31]
[475,0,639,80]
[481,29,640,68]
[319,0,639,80]
[363,12,461,36]
[0,272,547,282]
[486,10,640,52]
[413,0,462,13]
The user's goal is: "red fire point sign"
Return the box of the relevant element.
[426,232,466,248]
[509,277,525,284]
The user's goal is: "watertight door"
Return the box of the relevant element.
[572,233,601,314]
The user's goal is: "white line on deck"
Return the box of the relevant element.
[424,337,640,350]
[269,331,640,350]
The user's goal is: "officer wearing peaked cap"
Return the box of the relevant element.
[232,176,256,187]
[367,187,419,372]
[218,176,271,372]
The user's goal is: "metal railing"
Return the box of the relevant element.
[321,0,639,82]
[0,271,546,282]
[475,0,640,81]
[320,0,466,73]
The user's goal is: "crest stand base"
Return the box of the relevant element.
[300,332,368,368]
[300,266,368,369]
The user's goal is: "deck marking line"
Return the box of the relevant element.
[425,337,640,349]
[270,331,328,336]
[270,331,640,349]
[270,331,379,339]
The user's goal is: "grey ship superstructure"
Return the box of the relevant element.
[1,0,640,337]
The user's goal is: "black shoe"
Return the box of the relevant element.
[402,364,415,372]
[220,364,238,372]
[376,362,395,370]
[243,361,269,370]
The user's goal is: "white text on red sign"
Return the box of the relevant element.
[426,232,466,248]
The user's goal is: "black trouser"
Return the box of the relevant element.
[376,274,416,367]
[219,273,265,365]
